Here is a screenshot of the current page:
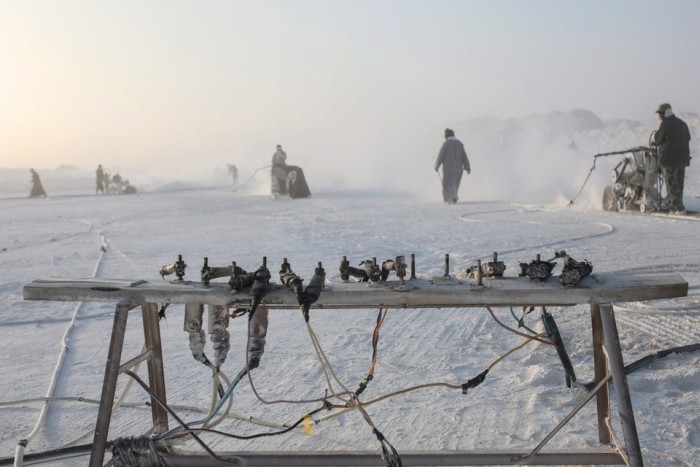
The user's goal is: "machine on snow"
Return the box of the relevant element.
[572,132,665,213]
[600,143,662,213]
[107,173,137,195]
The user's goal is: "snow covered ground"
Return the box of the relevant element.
[1,181,699,466]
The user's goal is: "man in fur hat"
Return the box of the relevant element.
[654,103,691,214]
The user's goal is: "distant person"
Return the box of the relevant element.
[29,168,47,198]
[103,169,111,194]
[271,144,289,196]
[96,164,105,194]
[654,103,692,214]
[227,164,239,189]
[287,166,311,199]
[434,128,471,204]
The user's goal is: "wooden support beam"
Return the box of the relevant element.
[159,448,625,466]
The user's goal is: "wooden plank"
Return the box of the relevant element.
[159,448,625,466]
[24,273,688,308]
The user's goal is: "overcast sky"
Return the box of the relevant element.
[1,0,699,189]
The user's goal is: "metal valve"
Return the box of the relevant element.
[519,254,556,281]
[160,254,187,280]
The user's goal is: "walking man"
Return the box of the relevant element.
[435,128,471,204]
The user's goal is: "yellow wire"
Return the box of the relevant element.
[314,336,539,424]
[486,335,542,371]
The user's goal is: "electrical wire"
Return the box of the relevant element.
[0,396,104,407]
[171,403,329,441]
[306,317,354,402]
[0,443,94,466]
[124,371,236,465]
[0,396,290,431]
[315,337,538,424]
[301,317,393,459]
[61,343,145,448]
[244,315,347,405]
[486,306,555,346]
[232,165,271,193]
[567,158,598,207]
[159,302,540,466]
[301,307,402,467]
[157,368,247,441]
[193,371,235,434]
[166,405,289,430]
[509,307,539,335]
[355,309,387,397]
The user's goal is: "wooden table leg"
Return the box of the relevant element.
[590,302,611,444]
[599,302,644,467]
[90,301,135,467]
[142,303,169,434]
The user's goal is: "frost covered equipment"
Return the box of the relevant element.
[596,134,664,213]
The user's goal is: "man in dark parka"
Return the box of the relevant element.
[434,128,471,204]
[287,166,311,199]
[654,103,691,214]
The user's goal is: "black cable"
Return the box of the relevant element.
[124,370,239,465]
[373,428,403,467]
[0,443,95,466]
[110,436,160,466]
[624,343,700,374]
[568,159,597,207]
[541,307,577,388]
[461,369,489,394]
[580,343,700,391]
[175,402,331,441]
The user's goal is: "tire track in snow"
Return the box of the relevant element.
[2,217,118,253]
[613,311,700,348]
[457,207,615,260]
[613,298,700,313]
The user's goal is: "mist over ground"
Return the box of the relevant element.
[2,109,698,206]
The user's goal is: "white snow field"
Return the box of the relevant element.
[1,183,699,466]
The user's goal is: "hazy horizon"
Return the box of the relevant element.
[3,107,699,208]
[2,0,699,193]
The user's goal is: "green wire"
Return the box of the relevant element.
[509,307,538,335]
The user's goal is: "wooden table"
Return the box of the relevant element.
[24,272,688,466]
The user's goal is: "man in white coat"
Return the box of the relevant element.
[434,128,471,204]
[271,144,289,196]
